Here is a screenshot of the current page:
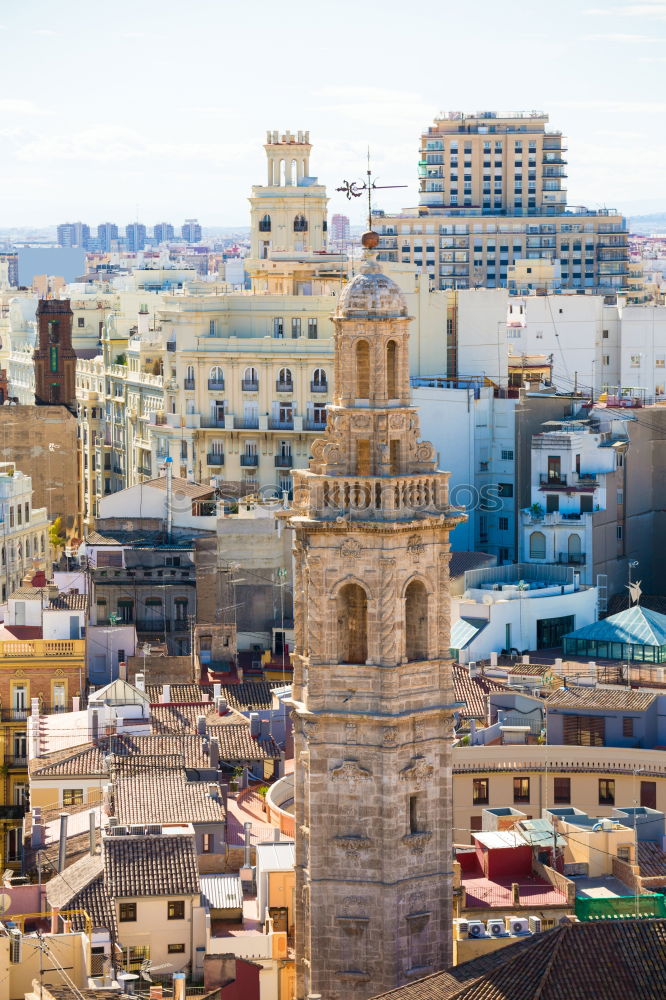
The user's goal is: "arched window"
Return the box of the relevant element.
[259,214,271,233]
[405,580,428,661]
[243,366,259,390]
[529,531,546,559]
[25,538,30,557]
[278,367,293,387]
[387,340,398,398]
[209,366,224,389]
[294,214,308,233]
[568,533,582,563]
[356,340,370,398]
[312,367,327,388]
[337,583,368,664]
[185,365,194,389]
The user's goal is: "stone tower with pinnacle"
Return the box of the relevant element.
[285,234,466,1000]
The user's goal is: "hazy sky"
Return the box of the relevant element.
[2,0,665,227]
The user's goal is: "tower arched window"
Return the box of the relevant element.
[259,214,271,233]
[312,367,327,389]
[184,365,195,389]
[294,215,308,233]
[387,340,398,399]
[337,583,368,664]
[405,580,428,661]
[209,366,224,389]
[278,367,293,389]
[356,340,370,398]
[530,531,546,559]
[568,533,582,563]
[243,366,259,390]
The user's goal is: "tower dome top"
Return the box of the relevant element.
[336,251,408,320]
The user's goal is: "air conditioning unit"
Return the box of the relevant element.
[487,919,506,937]
[455,919,469,936]
[467,920,486,938]
[528,916,542,934]
[9,928,21,964]
[509,917,530,935]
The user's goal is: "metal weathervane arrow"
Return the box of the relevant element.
[337,149,406,231]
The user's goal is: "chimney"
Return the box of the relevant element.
[31,808,45,849]
[173,973,186,1000]
[196,715,207,737]
[213,682,221,699]
[161,684,171,704]
[259,719,270,741]
[250,713,260,738]
[135,673,145,692]
[273,826,281,843]
[215,696,228,715]
[208,783,219,802]
[209,737,220,770]
[490,651,498,667]
[72,696,80,712]
[244,821,252,867]
[58,814,69,872]
[91,708,100,744]
[89,809,96,856]
[522,654,530,664]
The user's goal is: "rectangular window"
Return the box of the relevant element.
[656,356,665,369]
[617,525,623,540]
[617,489,624,505]
[63,789,84,807]
[602,329,609,339]
[498,482,513,498]
[291,317,301,338]
[641,780,657,809]
[473,778,489,805]
[513,777,530,803]
[499,517,509,531]
[307,318,318,339]
[273,317,284,339]
[470,815,483,832]
[599,779,615,805]
[168,943,186,954]
[603,355,610,366]
[202,833,214,853]
[409,794,420,834]
[168,900,185,920]
[630,354,641,368]
[120,903,137,922]
[622,717,634,737]
[501,449,514,461]
[553,777,571,804]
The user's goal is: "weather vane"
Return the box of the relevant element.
[337,150,406,231]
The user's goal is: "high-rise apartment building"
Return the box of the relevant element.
[154,222,175,243]
[181,219,202,243]
[329,212,351,249]
[97,222,119,252]
[125,223,147,252]
[57,222,91,249]
[0,252,19,287]
[376,111,631,296]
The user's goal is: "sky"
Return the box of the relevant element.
[1,0,666,228]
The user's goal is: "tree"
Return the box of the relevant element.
[49,516,66,550]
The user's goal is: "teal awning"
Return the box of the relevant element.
[450,617,489,651]
[563,605,666,646]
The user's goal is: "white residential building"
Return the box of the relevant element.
[0,463,49,606]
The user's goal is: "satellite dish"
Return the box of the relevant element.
[0,893,11,915]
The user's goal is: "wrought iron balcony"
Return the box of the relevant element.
[274,455,293,468]
[276,381,294,393]
[184,378,195,390]
[208,379,225,391]
[240,454,259,467]
[310,381,328,393]
[207,453,225,466]
[241,380,259,392]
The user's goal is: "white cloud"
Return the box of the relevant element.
[582,31,661,40]
[0,99,44,116]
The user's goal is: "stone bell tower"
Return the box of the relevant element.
[285,235,466,1000]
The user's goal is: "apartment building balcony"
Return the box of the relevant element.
[183,378,195,390]
[310,381,328,393]
[200,416,226,429]
[234,417,258,430]
[539,473,598,492]
[557,552,586,566]
[275,380,294,393]
[274,455,293,468]
[269,418,294,430]
[207,453,225,466]
[240,454,259,467]
[208,379,225,391]
[7,753,27,767]
[303,418,327,431]
[135,620,171,633]
[1,709,28,722]
[153,413,167,426]
[138,465,152,477]
[241,380,259,392]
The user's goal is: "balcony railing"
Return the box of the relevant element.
[275,455,293,468]
[234,417,258,429]
[557,552,586,565]
[184,378,195,390]
[1,710,28,721]
[269,418,294,430]
[276,381,294,393]
[0,640,85,658]
[303,418,327,431]
[208,379,225,391]
[241,380,259,392]
[135,620,171,633]
[8,754,27,767]
[540,474,567,486]
[240,454,259,467]
[207,453,225,466]
[310,381,328,393]
[200,416,226,429]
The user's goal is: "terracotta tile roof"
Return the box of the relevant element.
[452,664,510,721]
[371,920,666,1000]
[49,592,89,611]
[46,853,104,910]
[637,841,666,879]
[147,475,213,499]
[31,743,106,778]
[501,664,554,677]
[72,870,117,935]
[449,551,497,580]
[0,625,43,640]
[104,830,200,897]
[85,530,122,545]
[111,761,226,826]
[150,703,248,733]
[223,682,283,712]
[8,586,46,600]
[546,686,657,712]
[146,683,213,703]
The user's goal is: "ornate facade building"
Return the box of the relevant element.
[286,237,466,999]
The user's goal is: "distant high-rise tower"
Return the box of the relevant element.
[330,213,351,249]
[125,223,147,252]
[181,219,202,243]
[154,222,175,243]
[248,130,328,261]
[97,222,119,252]
[57,222,91,248]
[33,299,77,410]
[286,233,465,999]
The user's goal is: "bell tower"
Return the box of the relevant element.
[286,234,466,1000]
[33,299,77,411]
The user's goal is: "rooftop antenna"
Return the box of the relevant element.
[337,148,407,232]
